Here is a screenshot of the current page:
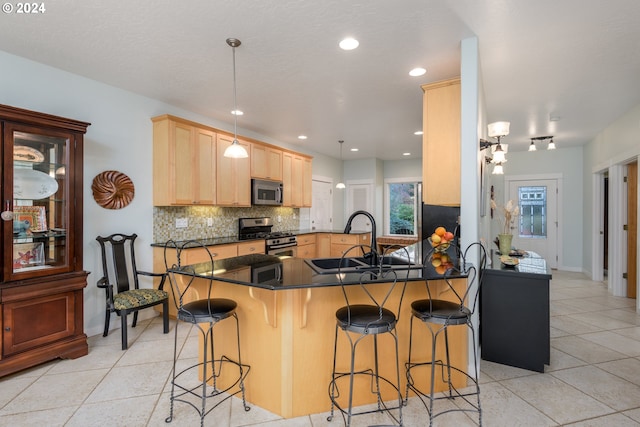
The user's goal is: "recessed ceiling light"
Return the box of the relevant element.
[414,130,423,135]
[297,135,307,140]
[350,148,359,152]
[409,68,426,77]
[339,37,359,50]
[231,109,243,116]
[403,152,411,156]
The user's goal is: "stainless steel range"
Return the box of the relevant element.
[238,217,297,257]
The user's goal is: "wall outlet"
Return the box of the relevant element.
[175,218,188,228]
[277,215,282,223]
[206,217,214,227]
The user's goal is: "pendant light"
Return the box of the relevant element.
[336,140,346,189]
[528,139,537,151]
[223,38,248,159]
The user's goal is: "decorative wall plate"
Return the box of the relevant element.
[14,168,59,199]
[92,170,135,209]
[14,146,44,163]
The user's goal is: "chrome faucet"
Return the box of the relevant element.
[343,210,377,259]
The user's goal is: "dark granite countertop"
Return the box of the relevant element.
[486,249,552,278]
[167,240,470,290]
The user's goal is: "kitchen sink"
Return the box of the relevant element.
[304,255,421,274]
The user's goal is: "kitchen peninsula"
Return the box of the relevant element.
[157,240,471,418]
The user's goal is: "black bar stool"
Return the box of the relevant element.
[327,244,411,427]
[404,242,486,426]
[163,240,250,427]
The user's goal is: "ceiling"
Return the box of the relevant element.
[2,0,640,160]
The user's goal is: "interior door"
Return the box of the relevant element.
[508,179,558,268]
[627,161,637,298]
[310,179,333,230]
[346,183,373,232]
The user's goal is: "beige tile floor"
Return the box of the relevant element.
[1,270,640,426]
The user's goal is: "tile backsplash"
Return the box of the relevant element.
[153,206,301,243]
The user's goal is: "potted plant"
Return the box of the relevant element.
[491,199,519,255]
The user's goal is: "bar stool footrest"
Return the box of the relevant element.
[166,355,251,423]
[405,360,480,421]
[328,369,403,425]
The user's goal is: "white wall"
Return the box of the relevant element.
[489,146,584,270]
[383,158,422,178]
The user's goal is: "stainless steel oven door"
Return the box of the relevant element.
[267,245,297,257]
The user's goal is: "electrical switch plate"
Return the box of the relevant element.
[175,218,188,228]
[207,217,214,227]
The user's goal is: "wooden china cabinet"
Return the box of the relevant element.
[0,104,90,377]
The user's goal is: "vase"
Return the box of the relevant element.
[498,233,513,255]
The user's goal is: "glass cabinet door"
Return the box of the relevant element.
[4,124,73,280]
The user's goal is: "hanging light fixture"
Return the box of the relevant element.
[491,143,507,164]
[336,140,346,189]
[479,121,510,165]
[529,135,555,152]
[492,162,504,175]
[223,38,248,159]
[487,121,510,139]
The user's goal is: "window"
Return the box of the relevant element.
[384,179,421,236]
[518,186,547,238]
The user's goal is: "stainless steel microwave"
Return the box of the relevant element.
[251,179,283,206]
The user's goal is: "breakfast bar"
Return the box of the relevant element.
[163,242,471,418]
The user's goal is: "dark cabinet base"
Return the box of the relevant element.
[0,335,87,377]
[480,259,551,373]
[0,272,88,377]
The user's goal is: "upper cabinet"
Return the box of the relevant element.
[152,115,216,205]
[152,114,312,208]
[283,152,312,208]
[0,104,90,376]
[216,134,251,207]
[422,78,460,206]
[251,143,282,181]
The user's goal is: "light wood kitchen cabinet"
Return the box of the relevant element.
[152,115,217,206]
[302,156,312,207]
[283,152,312,208]
[154,243,238,276]
[296,234,316,259]
[422,78,460,206]
[237,240,265,256]
[330,233,371,257]
[251,143,283,181]
[316,233,331,258]
[0,104,89,377]
[216,134,251,207]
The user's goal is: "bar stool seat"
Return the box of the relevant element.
[164,240,250,427]
[336,304,397,334]
[178,298,237,323]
